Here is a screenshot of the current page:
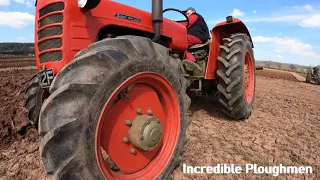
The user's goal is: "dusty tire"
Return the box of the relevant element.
[217,33,256,120]
[24,74,49,129]
[38,36,191,179]
[306,70,311,83]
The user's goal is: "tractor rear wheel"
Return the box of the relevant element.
[38,36,191,179]
[306,70,311,83]
[217,33,256,120]
[24,74,49,129]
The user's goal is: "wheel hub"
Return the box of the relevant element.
[128,114,163,151]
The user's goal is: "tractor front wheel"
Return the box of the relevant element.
[306,70,311,83]
[38,36,191,179]
[217,33,256,120]
[24,74,49,129]
[316,77,320,85]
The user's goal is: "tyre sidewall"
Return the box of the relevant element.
[82,59,186,179]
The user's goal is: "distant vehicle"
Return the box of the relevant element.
[306,65,320,85]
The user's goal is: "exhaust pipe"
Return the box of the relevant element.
[152,0,163,42]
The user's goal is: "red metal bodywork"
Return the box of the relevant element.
[35,0,188,74]
[204,18,253,79]
[35,1,253,80]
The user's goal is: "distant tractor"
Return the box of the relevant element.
[306,65,320,85]
[23,0,256,179]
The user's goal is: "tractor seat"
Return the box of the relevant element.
[188,39,211,50]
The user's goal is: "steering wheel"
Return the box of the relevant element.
[163,8,190,27]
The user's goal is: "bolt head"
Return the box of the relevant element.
[130,148,136,154]
[156,119,160,123]
[125,120,132,127]
[136,108,142,115]
[140,135,144,140]
[123,137,129,143]
[147,109,153,115]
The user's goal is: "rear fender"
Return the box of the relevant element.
[204,18,254,79]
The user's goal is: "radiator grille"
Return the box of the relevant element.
[39,51,63,63]
[39,14,63,28]
[39,2,64,18]
[38,26,63,40]
[37,2,64,64]
[38,38,62,52]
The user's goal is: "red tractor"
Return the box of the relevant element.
[24,0,256,179]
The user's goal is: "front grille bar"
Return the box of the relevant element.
[39,2,64,18]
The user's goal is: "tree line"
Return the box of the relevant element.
[0,43,35,55]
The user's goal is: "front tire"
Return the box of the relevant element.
[38,36,191,179]
[24,74,49,129]
[217,33,256,120]
[306,70,311,83]
[316,77,320,85]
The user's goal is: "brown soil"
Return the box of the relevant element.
[256,68,298,81]
[0,58,35,68]
[0,59,319,180]
[0,67,49,180]
[0,69,36,145]
[290,72,307,82]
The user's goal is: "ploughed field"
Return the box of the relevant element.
[0,57,35,69]
[0,57,319,180]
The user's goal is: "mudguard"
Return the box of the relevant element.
[204,18,254,79]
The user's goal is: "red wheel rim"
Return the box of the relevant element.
[244,51,254,104]
[95,72,180,179]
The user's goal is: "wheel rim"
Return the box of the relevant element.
[95,72,180,179]
[244,51,255,104]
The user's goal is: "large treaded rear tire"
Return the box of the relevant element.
[217,33,256,120]
[24,74,48,129]
[38,36,191,179]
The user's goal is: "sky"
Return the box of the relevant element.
[0,0,320,66]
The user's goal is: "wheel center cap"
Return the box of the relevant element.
[150,129,161,142]
[128,115,163,151]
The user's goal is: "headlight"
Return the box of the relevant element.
[78,0,88,8]
[78,0,101,10]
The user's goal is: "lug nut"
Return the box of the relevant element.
[125,120,132,127]
[156,119,160,123]
[123,137,129,143]
[136,108,142,115]
[148,109,153,115]
[130,148,136,154]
